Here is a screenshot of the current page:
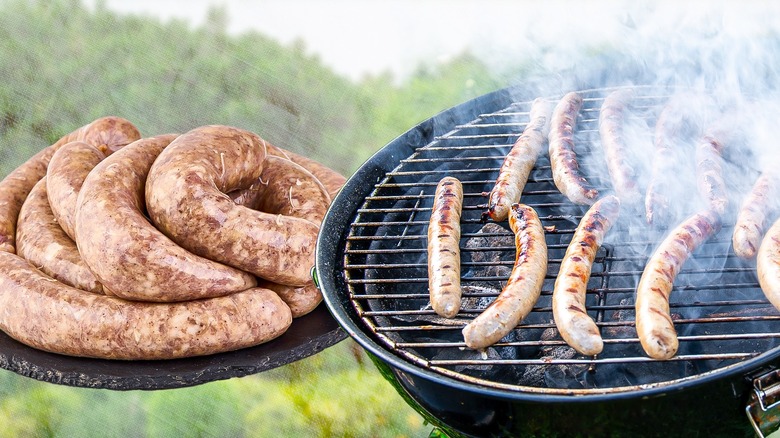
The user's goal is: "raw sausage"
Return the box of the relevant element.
[146,125,318,287]
[734,172,779,259]
[635,209,721,359]
[598,88,641,205]
[230,154,329,315]
[758,218,780,311]
[76,133,257,302]
[256,279,322,318]
[552,194,620,356]
[46,141,107,241]
[230,155,331,226]
[16,178,103,293]
[484,98,553,222]
[463,203,547,349]
[548,91,599,205]
[0,116,140,253]
[0,251,291,360]
[428,176,464,318]
[266,144,346,199]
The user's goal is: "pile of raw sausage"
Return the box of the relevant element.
[428,88,780,361]
[0,117,345,360]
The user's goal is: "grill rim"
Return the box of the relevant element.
[315,83,780,402]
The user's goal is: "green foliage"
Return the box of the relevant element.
[0,0,519,436]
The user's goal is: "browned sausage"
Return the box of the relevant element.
[635,210,721,359]
[463,203,547,349]
[734,172,779,259]
[46,141,108,241]
[266,144,346,199]
[695,117,739,218]
[0,116,140,253]
[146,126,318,287]
[76,133,257,302]
[598,88,641,205]
[230,155,331,226]
[484,98,553,222]
[428,176,464,318]
[758,217,780,311]
[0,251,291,360]
[549,92,599,205]
[552,195,620,356]
[645,93,712,225]
[16,178,103,293]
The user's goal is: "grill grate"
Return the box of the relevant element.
[342,85,780,394]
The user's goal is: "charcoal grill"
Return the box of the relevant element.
[315,84,780,437]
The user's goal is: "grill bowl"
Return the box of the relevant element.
[316,85,780,437]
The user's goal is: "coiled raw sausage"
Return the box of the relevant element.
[0,116,140,253]
[76,133,257,302]
[46,141,108,241]
[16,178,103,293]
[0,251,291,360]
[146,126,319,287]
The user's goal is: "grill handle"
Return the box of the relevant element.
[746,368,780,437]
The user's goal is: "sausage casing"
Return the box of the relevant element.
[463,204,547,349]
[16,178,103,293]
[598,88,641,205]
[428,176,464,318]
[76,133,257,302]
[549,92,599,205]
[758,218,780,312]
[552,195,620,356]
[146,126,318,287]
[0,116,140,253]
[734,172,779,259]
[230,155,331,226]
[635,210,721,359]
[484,99,553,222]
[0,251,291,360]
[266,143,346,199]
[46,141,108,241]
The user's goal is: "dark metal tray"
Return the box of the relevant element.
[0,304,345,390]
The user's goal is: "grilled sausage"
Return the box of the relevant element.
[695,118,739,218]
[484,98,553,222]
[0,251,291,360]
[463,203,547,349]
[598,88,641,205]
[734,172,779,259]
[230,155,331,226]
[758,217,780,311]
[146,125,318,287]
[16,178,103,293]
[635,210,721,359]
[0,116,140,253]
[428,176,464,318]
[46,141,108,241]
[266,144,346,199]
[548,92,599,205]
[76,133,257,302]
[552,195,621,356]
[645,93,712,225]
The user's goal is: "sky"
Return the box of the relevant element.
[84,0,780,83]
